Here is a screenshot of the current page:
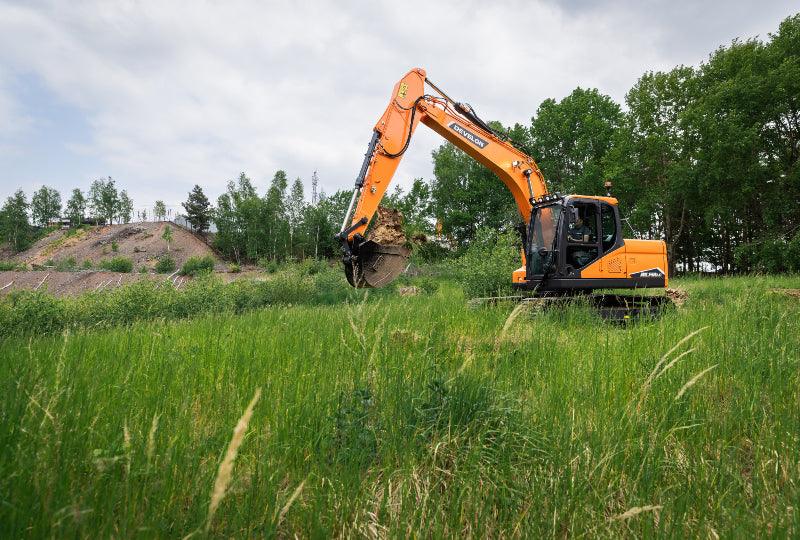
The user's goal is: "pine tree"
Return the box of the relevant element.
[182,185,212,233]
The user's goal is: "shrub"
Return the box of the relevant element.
[180,255,215,276]
[258,258,280,274]
[228,263,241,273]
[0,260,23,271]
[155,255,177,274]
[298,258,328,276]
[138,266,149,274]
[111,240,119,253]
[413,241,452,263]
[55,257,77,271]
[99,256,133,273]
[456,228,520,298]
[82,260,93,270]
[415,276,440,294]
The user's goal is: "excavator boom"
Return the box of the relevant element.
[338,68,546,287]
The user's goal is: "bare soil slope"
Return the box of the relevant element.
[11,222,221,271]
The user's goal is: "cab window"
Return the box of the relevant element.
[601,203,616,252]
[566,202,598,270]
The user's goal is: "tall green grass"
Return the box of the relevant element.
[0,268,367,338]
[0,275,798,537]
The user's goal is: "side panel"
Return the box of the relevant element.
[623,238,668,287]
[573,239,667,289]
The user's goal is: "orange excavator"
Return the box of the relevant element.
[337,68,668,296]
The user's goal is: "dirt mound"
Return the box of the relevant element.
[11,222,221,271]
[666,287,688,307]
[770,288,800,299]
[0,268,262,297]
[368,206,407,245]
[0,270,168,296]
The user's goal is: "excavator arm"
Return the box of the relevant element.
[338,67,548,287]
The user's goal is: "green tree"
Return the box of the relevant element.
[286,177,306,257]
[118,190,133,223]
[605,66,701,275]
[182,185,212,233]
[30,186,62,226]
[0,190,32,252]
[89,177,119,225]
[264,170,289,260]
[691,15,800,271]
[153,200,167,222]
[65,188,87,226]
[213,173,264,262]
[430,139,518,244]
[162,224,173,251]
[383,178,432,234]
[530,88,622,195]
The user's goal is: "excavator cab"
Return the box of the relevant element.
[521,195,666,292]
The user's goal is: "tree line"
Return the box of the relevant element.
[0,177,134,252]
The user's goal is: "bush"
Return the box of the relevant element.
[0,260,23,271]
[155,255,177,274]
[413,241,452,263]
[55,257,77,271]
[180,255,215,276]
[456,228,520,298]
[298,258,328,276]
[258,258,280,274]
[99,256,133,273]
[228,263,241,273]
[138,266,149,274]
[82,260,93,270]
[111,240,119,253]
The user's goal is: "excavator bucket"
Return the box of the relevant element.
[343,206,410,288]
[345,240,411,288]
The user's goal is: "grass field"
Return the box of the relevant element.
[1,275,799,537]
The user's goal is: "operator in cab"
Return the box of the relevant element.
[569,215,592,243]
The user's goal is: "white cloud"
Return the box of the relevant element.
[0,0,795,207]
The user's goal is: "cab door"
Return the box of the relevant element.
[564,200,601,276]
[599,202,626,274]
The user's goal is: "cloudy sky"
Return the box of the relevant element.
[0,1,796,214]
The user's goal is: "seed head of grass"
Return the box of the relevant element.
[674,365,717,400]
[610,504,662,521]
[206,387,262,533]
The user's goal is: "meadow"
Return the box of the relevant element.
[1,274,798,537]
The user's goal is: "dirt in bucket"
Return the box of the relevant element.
[367,206,407,245]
